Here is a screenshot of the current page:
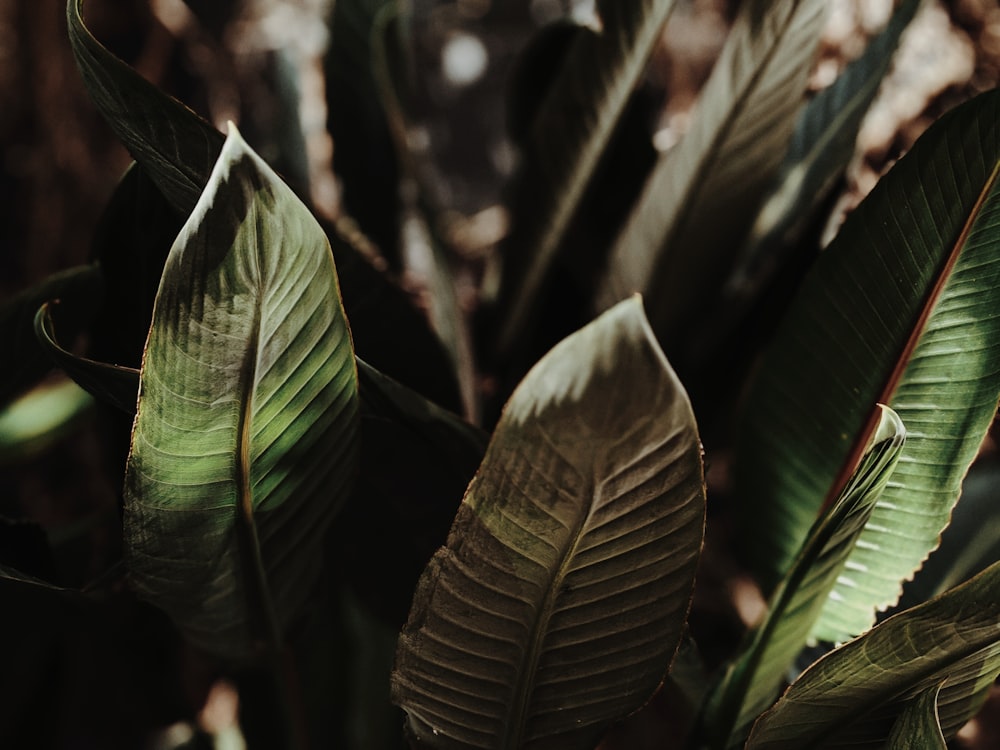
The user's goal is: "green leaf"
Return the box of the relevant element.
[704,406,905,749]
[745,560,1000,749]
[0,265,103,406]
[67,0,224,216]
[495,0,681,356]
[0,377,95,465]
[729,0,922,294]
[123,124,359,660]
[391,296,705,749]
[884,682,947,750]
[597,0,827,344]
[733,88,1000,628]
[35,301,140,415]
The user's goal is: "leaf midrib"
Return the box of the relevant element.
[822,158,1000,512]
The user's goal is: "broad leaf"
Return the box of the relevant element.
[704,406,905,749]
[597,0,827,345]
[495,0,680,355]
[391,296,705,749]
[0,265,103,405]
[123,125,359,659]
[733,88,1000,630]
[745,560,1000,749]
[885,683,946,750]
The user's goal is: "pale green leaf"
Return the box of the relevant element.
[703,406,905,749]
[597,0,827,343]
[123,124,359,660]
[0,377,95,465]
[496,0,680,355]
[745,560,1000,749]
[391,296,705,749]
[734,88,1000,632]
[884,682,946,750]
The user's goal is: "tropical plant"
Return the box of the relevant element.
[2,0,1000,749]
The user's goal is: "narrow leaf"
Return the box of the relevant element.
[733,88,1000,626]
[496,0,680,355]
[123,124,359,659]
[597,0,827,344]
[0,378,95,465]
[704,406,905,749]
[885,682,946,750]
[746,560,1000,749]
[392,296,706,749]
[729,0,922,293]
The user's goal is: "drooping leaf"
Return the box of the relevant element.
[745,560,1000,749]
[391,296,705,749]
[885,683,947,750]
[733,88,1000,631]
[123,124,359,660]
[495,0,681,356]
[704,406,905,749]
[596,0,827,346]
[0,265,103,406]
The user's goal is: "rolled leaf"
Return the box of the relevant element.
[704,406,905,749]
[123,124,359,659]
[734,87,1000,626]
[496,0,680,356]
[391,296,706,749]
[885,683,947,750]
[597,0,827,343]
[745,559,1000,749]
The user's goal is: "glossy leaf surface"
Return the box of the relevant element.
[734,88,1000,622]
[746,560,1000,749]
[392,296,705,749]
[123,125,359,659]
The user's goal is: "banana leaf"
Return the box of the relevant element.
[495,0,680,356]
[745,560,1000,749]
[884,683,946,750]
[392,296,705,749]
[123,124,359,660]
[597,0,827,346]
[733,87,1000,645]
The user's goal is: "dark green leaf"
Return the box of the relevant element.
[884,682,946,750]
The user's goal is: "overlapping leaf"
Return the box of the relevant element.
[704,406,905,749]
[597,0,827,344]
[746,560,1000,749]
[392,297,705,749]
[496,0,680,355]
[885,683,946,750]
[734,87,1000,633]
[123,125,359,659]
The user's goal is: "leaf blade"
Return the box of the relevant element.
[123,125,359,659]
[391,296,705,749]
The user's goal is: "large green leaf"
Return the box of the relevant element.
[391,296,705,749]
[704,406,905,749]
[884,683,946,750]
[123,124,359,660]
[745,560,1000,749]
[596,0,827,344]
[495,0,680,356]
[733,88,1000,629]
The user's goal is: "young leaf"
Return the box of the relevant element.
[885,683,947,750]
[597,0,827,344]
[496,0,681,356]
[745,560,1000,749]
[704,406,905,749]
[123,124,359,660]
[733,88,1000,625]
[391,296,706,749]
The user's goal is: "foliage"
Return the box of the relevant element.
[2,0,1000,748]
